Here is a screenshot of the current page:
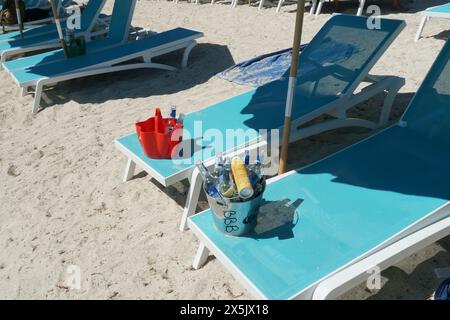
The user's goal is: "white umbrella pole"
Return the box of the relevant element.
[14,0,24,39]
[278,0,306,175]
[49,0,69,58]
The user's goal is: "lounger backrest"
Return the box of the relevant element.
[54,0,68,16]
[79,0,108,33]
[108,0,137,43]
[426,3,450,14]
[401,39,450,141]
[291,15,405,114]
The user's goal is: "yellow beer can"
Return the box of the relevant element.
[231,156,254,199]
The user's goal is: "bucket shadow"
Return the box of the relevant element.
[246,198,303,240]
[433,30,450,41]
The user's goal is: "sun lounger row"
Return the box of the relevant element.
[0,0,203,113]
[1,0,66,33]
[1,1,448,300]
[0,0,109,62]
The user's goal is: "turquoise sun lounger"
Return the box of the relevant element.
[0,0,66,33]
[188,38,450,300]
[115,15,405,231]
[3,0,203,113]
[0,1,110,44]
[415,3,450,41]
[0,0,108,62]
[1,0,130,70]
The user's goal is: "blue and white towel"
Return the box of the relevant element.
[24,0,72,10]
[217,40,360,87]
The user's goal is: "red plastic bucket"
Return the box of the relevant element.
[135,108,183,159]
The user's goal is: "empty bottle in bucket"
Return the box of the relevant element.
[212,152,224,179]
[219,157,235,198]
[249,150,264,190]
[196,161,223,202]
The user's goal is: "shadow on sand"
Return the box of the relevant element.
[38,43,235,109]
[367,236,450,299]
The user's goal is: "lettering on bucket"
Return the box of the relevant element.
[224,211,239,234]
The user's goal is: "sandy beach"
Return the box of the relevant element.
[0,0,449,299]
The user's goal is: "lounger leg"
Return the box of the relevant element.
[142,56,179,72]
[315,0,324,16]
[276,0,283,13]
[193,242,210,269]
[232,0,237,8]
[1,52,7,63]
[32,80,44,114]
[415,16,428,42]
[182,41,198,68]
[180,167,203,231]
[378,78,404,126]
[258,0,264,10]
[357,0,365,16]
[20,86,29,97]
[309,0,317,15]
[123,158,136,182]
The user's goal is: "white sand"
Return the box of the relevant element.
[0,0,449,299]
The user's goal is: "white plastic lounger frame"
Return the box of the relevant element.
[311,214,450,299]
[276,0,317,13]
[189,201,450,299]
[187,0,316,13]
[19,34,201,113]
[315,0,365,16]
[188,123,450,299]
[415,5,450,41]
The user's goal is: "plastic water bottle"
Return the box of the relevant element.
[212,152,224,179]
[166,106,177,133]
[254,151,264,179]
[249,151,264,189]
[219,157,234,198]
[196,161,222,201]
[170,105,177,119]
[243,150,250,166]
